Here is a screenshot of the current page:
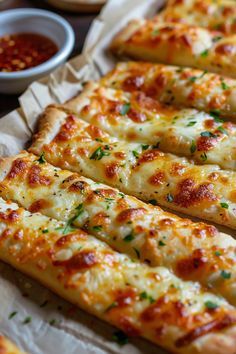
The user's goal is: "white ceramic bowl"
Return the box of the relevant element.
[0,8,75,94]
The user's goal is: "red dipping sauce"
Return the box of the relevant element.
[0,33,58,72]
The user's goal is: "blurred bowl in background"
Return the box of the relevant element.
[0,8,75,94]
[46,0,106,13]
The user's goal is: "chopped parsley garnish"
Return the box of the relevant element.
[158,240,166,247]
[209,110,223,122]
[139,291,155,304]
[8,311,17,319]
[167,193,174,203]
[221,270,231,279]
[141,144,149,151]
[90,146,110,160]
[214,251,221,257]
[92,225,102,232]
[63,204,84,234]
[220,202,229,209]
[120,103,131,115]
[132,150,139,158]
[118,192,125,198]
[200,49,209,57]
[105,302,118,312]
[22,316,31,324]
[217,126,228,135]
[221,82,230,90]
[187,121,196,127]
[112,330,129,345]
[124,233,134,242]
[200,152,207,161]
[148,199,158,206]
[213,36,222,42]
[205,301,219,310]
[189,76,197,83]
[190,140,196,154]
[37,152,46,164]
[200,131,217,138]
[133,247,140,258]
[42,229,49,234]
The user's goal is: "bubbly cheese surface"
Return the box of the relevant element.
[158,0,236,34]
[1,198,236,353]
[0,151,236,305]
[65,82,236,171]
[110,21,236,78]
[0,336,27,354]
[101,62,236,119]
[30,107,236,230]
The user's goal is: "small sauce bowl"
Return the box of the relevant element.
[0,8,75,94]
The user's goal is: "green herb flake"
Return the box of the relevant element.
[217,126,228,135]
[200,152,207,161]
[42,229,49,234]
[105,302,118,312]
[90,146,110,161]
[213,36,222,42]
[92,225,102,232]
[187,121,196,127]
[124,233,134,242]
[120,103,131,116]
[37,153,46,164]
[141,144,149,151]
[148,199,158,206]
[221,82,230,90]
[220,202,229,209]
[167,193,174,203]
[200,131,217,138]
[158,240,166,247]
[118,192,125,198]
[189,76,197,83]
[132,150,139,158]
[221,270,231,279]
[22,316,31,325]
[190,140,197,154]
[209,110,223,122]
[205,301,219,310]
[112,330,129,346]
[214,251,221,257]
[200,49,209,57]
[62,204,84,234]
[139,291,155,304]
[8,311,17,319]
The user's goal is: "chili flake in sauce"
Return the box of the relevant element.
[0,33,58,72]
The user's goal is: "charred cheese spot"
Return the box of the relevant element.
[170,163,185,176]
[148,171,166,186]
[117,316,141,337]
[53,250,98,273]
[122,75,144,91]
[69,180,88,193]
[93,188,117,199]
[85,124,105,139]
[113,287,137,308]
[55,115,77,142]
[196,136,218,152]
[7,158,27,179]
[116,208,146,223]
[0,229,12,242]
[127,108,147,123]
[174,179,217,208]
[29,199,51,213]
[55,232,87,247]
[138,149,164,164]
[215,44,236,55]
[204,119,215,129]
[28,165,51,187]
[105,163,120,179]
[114,152,126,159]
[175,315,236,347]
[0,210,21,223]
[176,249,208,280]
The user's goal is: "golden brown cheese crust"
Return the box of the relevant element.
[101,62,236,120]
[110,20,236,78]
[65,82,236,171]
[158,0,236,34]
[0,151,235,305]
[0,336,26,354]
[30,107,236,230]
[0,198,236,354]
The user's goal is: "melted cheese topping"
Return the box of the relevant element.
[158,0,236,34]
[110,21,236,78]
[30,108,236,230]
[101,62,236,119]
[65,83,236,171]
[1,198,235,353]
[0,336,26,354]
[0,152,236,305]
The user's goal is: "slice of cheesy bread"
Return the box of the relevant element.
[110,21,236,78]
[100,62,236,120]
[64,82,236,171]
[0,336,27,354]
[157,0,236,34]
[0,151,235,305]
[30,107,236,230]
[1,199,236,353]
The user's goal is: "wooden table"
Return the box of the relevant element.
[0,0,97,117]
